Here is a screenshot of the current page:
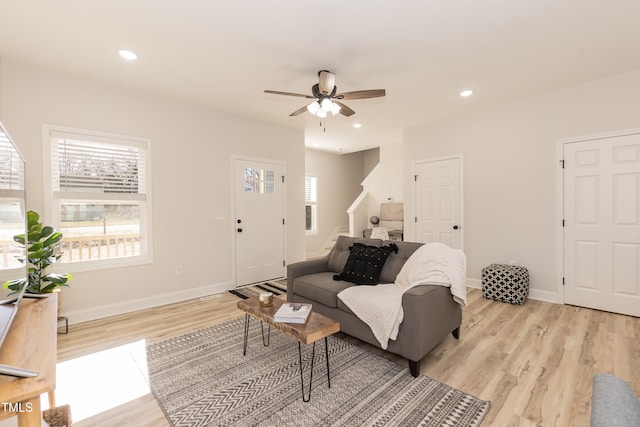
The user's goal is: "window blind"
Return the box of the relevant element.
[0,134,25,192]
[304,176,316,203]
[51,136,146,196]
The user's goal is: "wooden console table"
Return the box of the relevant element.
[0,294,57,427]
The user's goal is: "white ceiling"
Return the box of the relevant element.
[0,1,639,154]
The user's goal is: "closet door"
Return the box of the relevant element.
[414,156,462,249]
[563,132,640,317]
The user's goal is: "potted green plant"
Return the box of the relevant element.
[4,210,73,294]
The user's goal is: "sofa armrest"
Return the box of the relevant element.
[591,373,640,427]
[393,285,461,361]
[286,256,330,302]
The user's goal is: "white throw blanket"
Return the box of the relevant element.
[337,242,467,349]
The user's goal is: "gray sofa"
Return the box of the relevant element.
[287,236,462,377]
[590,373,640,426]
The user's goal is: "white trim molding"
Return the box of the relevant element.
[63,280,235,325]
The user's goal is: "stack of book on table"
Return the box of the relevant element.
[274,303,312,324]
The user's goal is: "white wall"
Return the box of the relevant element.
[364,142,404,222]
[404,69,640,302]
[304,149,364,256]
[363,147,379,176]
[0,59,306,323]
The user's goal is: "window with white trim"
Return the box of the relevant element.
[0,129,26,270]
[44,125,152,270]
[304,175,317,234]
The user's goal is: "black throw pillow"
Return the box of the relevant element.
[333,243,398,285]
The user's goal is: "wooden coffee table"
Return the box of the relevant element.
[236,297,340,402]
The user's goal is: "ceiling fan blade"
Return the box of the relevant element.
[264,90,315,99]
[336,89,386,100]
[334,101,355,117]
[289,105,309,117]
[318,70,336,95]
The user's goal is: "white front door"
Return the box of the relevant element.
[563,131,640,317]
[414,156,463,249]
[234,159,285,286]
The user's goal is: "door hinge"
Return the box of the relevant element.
[562,277,565,285]
[281,175,285,183]
[282,218,285,225]
[414,174,418,182]
[560,160,565,169]
[414,216,418,222]
[283,260,285,267]
[562,219,565,227]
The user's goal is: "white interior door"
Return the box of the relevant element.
[414,156,462,249]
[234,159,285,286]
[563,132,640,317]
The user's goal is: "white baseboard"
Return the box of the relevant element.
[466,277,560,304]
[62,280,235,325]
[466,277,482,289]
[63,276,564,326]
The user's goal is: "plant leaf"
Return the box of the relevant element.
[42,232,62,247]
[26,210,39,225]
[43,273,71,284]
[40,226,54,239]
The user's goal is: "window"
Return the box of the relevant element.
[305,175,317,234]
[0,129,25,271]
[244,167,275,193]
[44,125,152,271]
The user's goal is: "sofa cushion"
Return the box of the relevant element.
[293,272,354,307]
[327,237,382,273]
[333,243,398,285]
[379,240,423,283]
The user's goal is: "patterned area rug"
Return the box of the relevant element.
[228,281,287,300]
[146,317,490,427]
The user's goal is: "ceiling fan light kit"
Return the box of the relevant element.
[265,70,386,118]
[306,98,341,117]
[307,101,320,114]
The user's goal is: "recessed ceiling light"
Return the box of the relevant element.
[353,123,362,128]
[460,89,473,97]
[118,50,138,61]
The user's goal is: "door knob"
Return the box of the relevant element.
[453,225,459,230]
[237,228,243,233]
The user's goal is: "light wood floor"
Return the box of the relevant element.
[56,287,640,427]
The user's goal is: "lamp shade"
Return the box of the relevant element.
[307,101,320,114]
[320,98,333,112]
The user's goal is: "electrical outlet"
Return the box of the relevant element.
[175,265,183,275]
